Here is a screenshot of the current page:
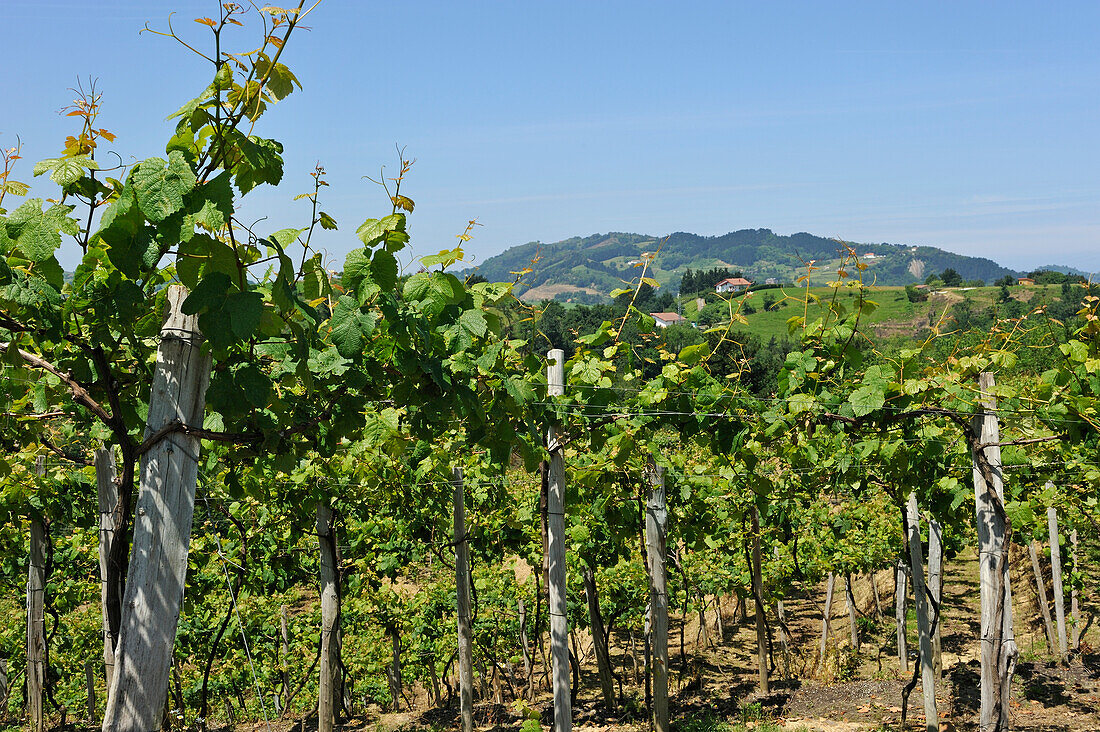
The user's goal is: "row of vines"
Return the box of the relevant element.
[1,6,1097,732]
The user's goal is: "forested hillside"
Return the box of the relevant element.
[465,229,1022,302]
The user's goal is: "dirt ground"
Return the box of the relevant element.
[243,544,1098,732]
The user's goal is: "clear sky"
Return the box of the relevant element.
[4,1,1099,274]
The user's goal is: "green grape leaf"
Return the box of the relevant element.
[132,151,197,223]
[191,171,235,230]
[226,290,264,341]
[848,385,885,417]
[330,295,377,358]
[370,249,398,292]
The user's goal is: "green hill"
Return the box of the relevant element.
[463,229,1021,302]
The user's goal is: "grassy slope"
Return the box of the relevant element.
[680,284,1058,342]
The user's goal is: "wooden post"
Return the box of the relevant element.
[844,574,860,653]
[333,538,351,718]
[776,598,790,677]
[895,560,909,674]
[583,566,615,709]
[518,598,533,700]
[0,657,8,712]
[819,572,835,667]
[387,628,402,712]
[928,519,944,682]
[906,493,938,732]
[644,455,669,732]
[1047,503,1068,660]
[1070,529,1080,651]
[697,594,710,649]
[95,447,117,692]
[971,372,1017,732]
[317,501,337,732]
[86,659,97,721]
[871,571,883,620]
[102,287,211,731]
[279,605,290,709]
[1028,541,1057,654]
[546,349,572,732]
[453,468,474,732]
[27,455,46,732]
[751,507,769,694]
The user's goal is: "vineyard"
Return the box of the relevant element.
[1,5,1099,732]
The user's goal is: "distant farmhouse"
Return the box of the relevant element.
[1017,277,1035,286]
[715,277,752,294]
[650,312,686,328]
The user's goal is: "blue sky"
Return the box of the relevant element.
[4,1,1099,274]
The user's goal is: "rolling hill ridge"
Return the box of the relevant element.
[463,229,1023,302]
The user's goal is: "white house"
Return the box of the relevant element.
[650,312,686,328]
[715,277,752,294]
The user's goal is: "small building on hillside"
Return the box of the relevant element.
[1017,277,1035,286]
[651,312,686,328]
[765,277,779,285]
[715,277,752,294]
[863,252,879,259]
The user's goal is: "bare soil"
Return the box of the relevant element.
[234,543,1099,732]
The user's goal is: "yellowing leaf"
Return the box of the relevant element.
[195,17,216,26]
[2,180,29,196]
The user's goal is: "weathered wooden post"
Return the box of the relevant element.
[895,560,909,674]
[453,467,474,732]
[906,493,938,732]
[582,565,615,709]
[971,372,1017,732]
[644,455,669,732]
[928,518,944,681]
[317,501,338,732]
[0,656,7,713]
[819,572,835,668]
[844,574,860,653]
[279,605,290,710]
[871,571,884,620]
[86,659,97,721]
[1046,502,1068,660]
[102,286,212,731]
[95,447,117,691]
[777,597,790,677]
[546,349,571,732]
[1070,528,1080,651]
[517,598,533,699]
[1027,540,1057,654]
[751,507,769,694]
[387,627,402,711]
[0,657,8,711]
[28,455,46,732]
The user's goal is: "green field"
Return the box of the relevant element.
[679,284,1059,341]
